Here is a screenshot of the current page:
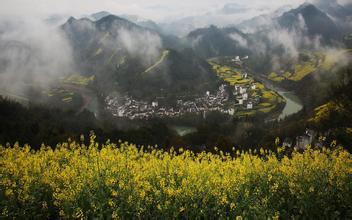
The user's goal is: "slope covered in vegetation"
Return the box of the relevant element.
[1,136,351,219]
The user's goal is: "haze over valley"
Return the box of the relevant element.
[1,0,352,218]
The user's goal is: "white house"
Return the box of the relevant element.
[152,101,159,107]
[243,93,248,100]
[247,102,253,109]
[240,87,247,94]
[118,109,124,117]
[238,99,244,105]
[251,83,256,90]
[228,108,235,116]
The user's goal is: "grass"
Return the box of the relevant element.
[289,64,316,81]
[144,50,170,73]
[309,101,344,124]
[62,74,95,86]
[268,72,285,82]
[44,88,75,103]
[268,63,316,82]
[62,97,73,103]
[268,50,350,82]
[94,48,103,56]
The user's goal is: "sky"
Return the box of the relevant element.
[1,0,308,22]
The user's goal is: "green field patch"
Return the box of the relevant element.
[258,106,275,114]
[268,72,285,82]
[267,50,351,82]
[259,102,272,107]
[63,74,95,86]
[144,50,169,73]
[94,48,103,56]
[289,63,316,81]
[62,97,73,102]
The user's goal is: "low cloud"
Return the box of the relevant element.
[116,28,162,66]
[0,17,74,96]
[229,32,248,48]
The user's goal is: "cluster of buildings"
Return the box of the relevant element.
[105,84,233,120]
[105,55,265,119]
[105,70,263,120]
[231,55,249,67]
[233,82,260,110]
[282,129,327,150]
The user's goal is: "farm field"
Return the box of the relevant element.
[268,50,351,82]
[209,61,284,116]
[1,137,351,219]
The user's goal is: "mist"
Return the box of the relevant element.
[0,16,74,97]
[116,28,162,66]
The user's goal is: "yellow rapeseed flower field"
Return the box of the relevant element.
[0,134,351,219]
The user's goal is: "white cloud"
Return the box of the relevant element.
[1,0,305,22]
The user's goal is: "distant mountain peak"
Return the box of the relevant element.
[97,14,126,23]
[86,11,111,21]
[67,16,77,24]
[295,3,320,13]
[278,2,341,44]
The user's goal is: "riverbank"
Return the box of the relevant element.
[255,75,303,121]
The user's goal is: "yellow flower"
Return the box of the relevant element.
[111,190,118,197]
[74,208,84,219]
[5,189,13,197]
[108,199,115,208]
[112,211,119,219]
[42,201,48,209]
[59,210,65,217]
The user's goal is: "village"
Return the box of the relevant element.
[105,84,228,120]
[105,79,261,120]
[105,55,283,119]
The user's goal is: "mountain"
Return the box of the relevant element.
[120,14,162,33]
[311,0,350,19]
[186,25,251,58]
[89,11,111,21]
[312,0,352,34]
[237,5,293,32]
[62,15,218,99]
[278,3,342,44]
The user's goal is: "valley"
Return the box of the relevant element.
[1,0,352,218]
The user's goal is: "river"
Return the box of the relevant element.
[276,90,303,120]
[257,75,303,121]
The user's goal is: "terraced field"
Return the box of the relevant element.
[209,61,284,117]
[268,50,351,82]
[62,74,95,86]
